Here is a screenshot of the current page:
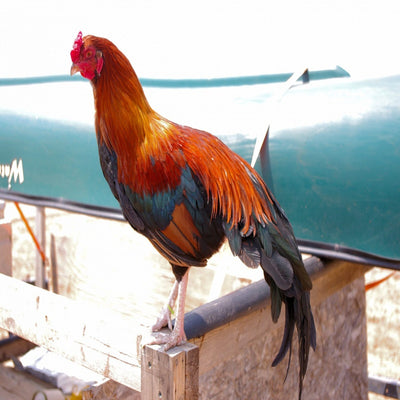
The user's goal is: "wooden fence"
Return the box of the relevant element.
[0,203,372,399]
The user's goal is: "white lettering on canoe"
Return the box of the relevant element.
[0,159,24,189]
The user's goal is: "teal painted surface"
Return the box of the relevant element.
[2,69,399,260]
[0,112,255,209]
[3,68,347,208]
[0,66,349,88]
[262,75,400,260]
[0,113,118,208]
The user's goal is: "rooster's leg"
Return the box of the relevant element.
[152,280,179,332]
[150,269,189,350]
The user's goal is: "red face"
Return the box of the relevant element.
[70,32,103,80]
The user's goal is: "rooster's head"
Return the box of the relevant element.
[70,31,104,80]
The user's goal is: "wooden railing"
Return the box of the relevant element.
[0,202,373,399]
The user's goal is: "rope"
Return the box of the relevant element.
[365,271,397,291]
[13,202,48,265]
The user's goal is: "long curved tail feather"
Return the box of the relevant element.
[270,279,316,399]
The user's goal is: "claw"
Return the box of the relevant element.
[150,329,187,351]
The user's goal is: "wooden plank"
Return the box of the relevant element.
[311,259,370,306]
[0,364,55,400]
[82,380,142,400]
[368,375,400,399]
[0,200,5,219]
[309,257,365,301]
[0,336,36,362]
[0,206,12,276]
[35,206,46,288]
[193,268,369,399]
[191,301,273,377]
[49,234,59,294]
[0,259,367,397]
[82,343,199,400]
[141,342,199,400]
[184,341,200,399]
[190,259,368,377]
[0,273,145,392]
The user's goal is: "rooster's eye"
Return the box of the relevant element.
[85,50,93,59]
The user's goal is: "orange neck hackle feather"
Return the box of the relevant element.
[86,35,274,233]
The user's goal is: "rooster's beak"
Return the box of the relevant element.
[70,63,80,76]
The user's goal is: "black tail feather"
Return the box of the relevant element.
[271,296,295,367]
[223,168,316,399]
[270,277,316,400]
[225,223,316,399]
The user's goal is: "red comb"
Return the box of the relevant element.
[71,31,83,63]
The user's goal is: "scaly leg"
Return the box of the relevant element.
[152,279,179,332]
[150,269,190,350]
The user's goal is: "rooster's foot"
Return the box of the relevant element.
[149,329,186,351]
[152,306,173,332]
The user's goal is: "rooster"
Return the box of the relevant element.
[70,32,316,398]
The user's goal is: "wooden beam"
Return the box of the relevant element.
[0,259,367,398]
[141,343,199,400]
[310,259,370,306]
[190,259,368,377]
[35,206,46,288]
[0,364,55,400]
[0,273,145,391]
[82,380,141,400]
[0,202,12,276]
[190,261,369,399]
[0,273,201,396]
[0,336,36,363]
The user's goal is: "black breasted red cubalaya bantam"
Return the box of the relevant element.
[70,32,316,399]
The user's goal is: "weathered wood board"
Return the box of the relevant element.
[0,258,369,399]
[0,364,55,400]
[141,343,199,400]
[0,202,371,400]
[0,272,145,392]
[192,261,369,399]
[0,336,35,363]
[0,203,12,276]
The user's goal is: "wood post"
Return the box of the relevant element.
[141,343,199,400]
[0,273,144,391]
[35,206,46,288]
[0,200,12,276]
